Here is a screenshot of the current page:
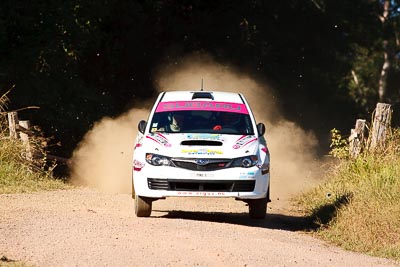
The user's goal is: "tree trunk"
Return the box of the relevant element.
[378,41,390,102]
[378,0,390,102]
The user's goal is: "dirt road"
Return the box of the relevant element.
[0,188,397,267]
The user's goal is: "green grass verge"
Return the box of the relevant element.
[0,160,70,194]
[298,129,400,262]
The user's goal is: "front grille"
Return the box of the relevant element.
[172,158,231,171]
[147,178,255,192]
[147,178,169,190]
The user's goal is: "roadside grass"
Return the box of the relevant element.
[0,91,70,194]
[298,129,400,261]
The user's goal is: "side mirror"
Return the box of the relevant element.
[138,120,147,134]
[257,123,266,136]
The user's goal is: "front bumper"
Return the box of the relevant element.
[133,165,269,200]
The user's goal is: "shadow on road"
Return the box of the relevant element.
[155,210,317,232]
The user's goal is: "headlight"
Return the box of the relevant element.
[146,153,171,166]
[230,155,258,168]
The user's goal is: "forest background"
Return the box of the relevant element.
[1,0,400,163]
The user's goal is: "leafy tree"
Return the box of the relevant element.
[0,0,114,156]
[337,0,400,114]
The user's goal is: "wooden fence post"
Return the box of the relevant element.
[349,119,366,158]
[7,112,18,139]
[18,120,33,161]
[369,103,392,150]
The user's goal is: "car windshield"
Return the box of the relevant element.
[149,110,254,135]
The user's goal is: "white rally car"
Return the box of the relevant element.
[132,90,270,218]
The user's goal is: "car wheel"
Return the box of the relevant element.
[135,195,152,217]
[131,178,135,199]
[248,197,267,219]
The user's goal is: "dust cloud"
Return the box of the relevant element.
[69,109,149,193]
[70,54,324,201]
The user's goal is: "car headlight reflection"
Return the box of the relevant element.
[146,153,171,166]
[231,155,258,168]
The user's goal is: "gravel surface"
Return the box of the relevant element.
[0,188,398,267]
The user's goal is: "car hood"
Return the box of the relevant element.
[142,133,259,158]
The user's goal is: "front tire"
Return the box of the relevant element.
[131,178,135,199]
[135,195,152,217]
[248,197,267,219]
